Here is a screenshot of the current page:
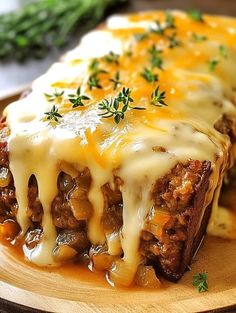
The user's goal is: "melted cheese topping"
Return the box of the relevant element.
[4,10,236,284]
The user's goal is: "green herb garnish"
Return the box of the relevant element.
[88,59,107,90]
[44,90,64,102]
[109,71,122,90]
[168,32,182,49]
[68,87,90,108]
[141,68,158,83]
[151,86,167,107]
[134,33,149,42]
[191,33,208,42]
[187,9,204,22]
[165,11,176,29]
[44,105,62,122]
[88,74,102,90]
[148,45,163,70]
[98,87,145,124]
[193,273,208,293]
[208,58,219,71]
[104,51,120,65]
[151,12,176,35]
[0,0,126,61]
[219,45,228,58]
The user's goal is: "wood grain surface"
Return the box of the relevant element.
[1,1,236,313]
[0,237,235,313]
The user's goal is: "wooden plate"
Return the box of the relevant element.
[0,236,235,313]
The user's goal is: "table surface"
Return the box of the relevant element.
[1,1,236,313]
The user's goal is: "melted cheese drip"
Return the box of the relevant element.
[4,11,236,283]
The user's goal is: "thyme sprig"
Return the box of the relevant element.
[44,105,62,122]
[68,87,90,108]
[141,67,158,83]
[88,74,102,90]
[208,58,219,71]
[187,9,204,22]
[148,45,163,70]
[44,90,64,102]
[109,71,122,90]
[208,45,228,71]
[134,33,149,42]
[151,86,167,107]
[193,273,208,293]
[191,33,208,42]
[104,51,120,65]
[168,32,182,49]
[219,45,228,58]
[88,58,107,90]
[98,87,145,124]
[150,12,176,35]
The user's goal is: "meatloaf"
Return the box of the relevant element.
[1,10,236,287]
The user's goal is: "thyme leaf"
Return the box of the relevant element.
[104,51,120,65]
[219,45,228,58]
[141,67,158,83]
[151,86,168,107]
[88,74,102,90]
[109,71,122,90]
[98,87,145,124]
[68,87,90,108]
[191,33,208,42]
[44,105,62,122]
[148,44,163,70]
[193,273,208,293]
[134,33,149,42]
[44,89,64,102]
[88,58,107,89]
[209,58,219,71]
[168,32,182,49]
[150,11,176,35]
[187,9,204,22]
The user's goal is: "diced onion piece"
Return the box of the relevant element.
[0,167,11,187]
[53,245,77,262]
[69,197,93,220]
[92,253,115,271]
[146,210,170,237]
[109,259,137,287]
[135,265,161,288]
[60,162,78,178]
[0,220,20,241]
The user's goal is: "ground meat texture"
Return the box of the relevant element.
[101,179,123,233]
[214,114,236,142]
[27,176,43,223]
[51,196,83,229]
[152,160,208,214]
[141,160,212,281]
[56,229,90,252]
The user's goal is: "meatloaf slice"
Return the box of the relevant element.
[0,120,213,283]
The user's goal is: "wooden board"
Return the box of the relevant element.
[0,236,235,313]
